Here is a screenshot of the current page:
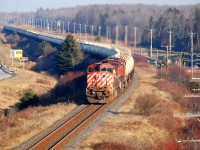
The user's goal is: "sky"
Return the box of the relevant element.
[1,0,199,12]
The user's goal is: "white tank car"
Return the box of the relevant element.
[114,46,134,77]
[124,55,134,76]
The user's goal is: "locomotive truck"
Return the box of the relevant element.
[86,54,134,103]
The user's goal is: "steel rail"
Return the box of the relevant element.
[29,104,103,150]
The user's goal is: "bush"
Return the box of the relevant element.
[134,93,161,116]
[157,65,190,86]
[19,89,39,109]
[155,80,189,107]
[91,142,133,150]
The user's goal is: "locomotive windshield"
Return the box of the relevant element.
[108,68,113,73]
[101,67,113,73]
[88,64,100,72]
[88,67,95,72]
[101,68,107,71]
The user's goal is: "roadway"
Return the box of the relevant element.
[0,68,12,80]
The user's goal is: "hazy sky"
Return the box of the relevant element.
[1,0,199,12]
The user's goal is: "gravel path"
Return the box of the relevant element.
[63,72,139,150]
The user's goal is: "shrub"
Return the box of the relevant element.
[91,142,133,150]
[157,65,190,87]
[19,89,39,109]
[58,71,85,85]
[155,80,189,107]
[134,93,161,116]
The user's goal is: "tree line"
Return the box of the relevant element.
[32,4,200,52]
[1,4,200,52]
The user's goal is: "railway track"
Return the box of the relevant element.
[16,104,104,150]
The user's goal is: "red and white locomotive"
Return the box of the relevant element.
[86,54,134,103]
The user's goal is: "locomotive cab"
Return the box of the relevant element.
[86,63,116,103]
[86,56,134,104]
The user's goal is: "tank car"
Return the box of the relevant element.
[86,55,134,103]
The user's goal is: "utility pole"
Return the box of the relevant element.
[62,21,65,34]
[40,19,42,29]
[43,19,46,30]
[47,19,49,33]
[98,26,101,37]
[79,24,82,39]
[50,20,53,32]
[125,25,128,47]
[84,24,87,41]
[189,31,195,79]
[106,26,109,42]
[161,45,169,66]
[134,27,137,48]
[150,29,153,57]
[168,31,173,52]
[67,21,70,33]
[91,25,94,37]
[115,25,118,45]
[73,22,76,35]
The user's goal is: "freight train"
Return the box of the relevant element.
[86,51,134,103]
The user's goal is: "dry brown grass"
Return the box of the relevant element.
[0,32,80,150]
[0,40,57,109]
[134,93,161,116]
[91,142,133,150]
[59,71,85,85]
[80,116,169,150]
[155,80,189,108]
[0,68,57,109]
[0,103,77,149]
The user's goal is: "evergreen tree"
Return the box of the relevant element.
[34,41,45,57]
[57,34,83,75]
[19,89,39,109]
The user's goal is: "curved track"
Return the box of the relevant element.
[17,104,104,150]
